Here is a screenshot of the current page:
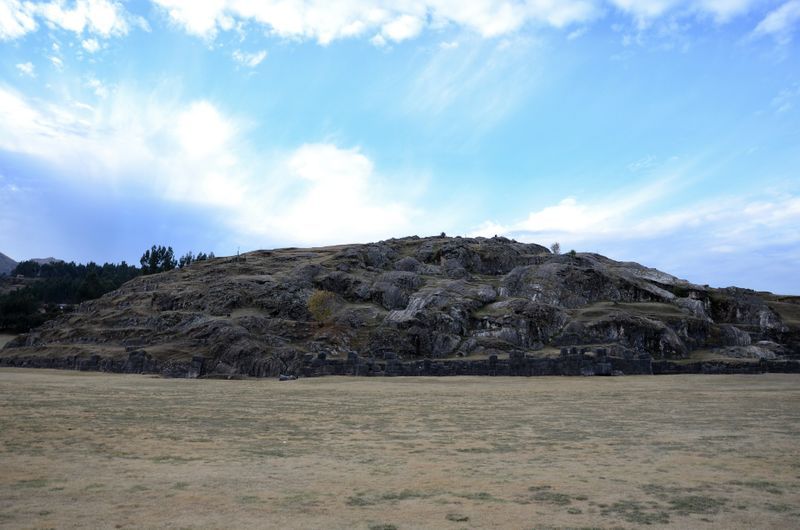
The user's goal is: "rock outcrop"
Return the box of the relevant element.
[1,236,798,377]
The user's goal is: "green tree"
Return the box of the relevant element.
[140,245,177,275]
[177,250,216,268]
[77,271,103,300]
[13,260,41,277]
[178,251,194,268]
[0,259,141,332]
[0,290,47,332]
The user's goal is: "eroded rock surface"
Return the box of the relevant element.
[1,236,798,377]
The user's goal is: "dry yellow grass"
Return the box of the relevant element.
[1,369,799,529]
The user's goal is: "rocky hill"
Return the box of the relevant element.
[0,252,16,276]
[1,236,798,377]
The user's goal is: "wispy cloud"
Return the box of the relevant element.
[232,49,267,68]
[0,84,246,206]
[0,0,150,43]
[627,155,659,172]
[403,35,542,132]
[148,0,766,44]
[85,77,109,98]
[0,85,426,247]
[471,175,681,240]
[470,178,800,291]
[610,0,760,27]
[567,27,588,40]
[81,37,100,53]
[0,0,787,48]
[15,61,34,77]
[772,84,800,113]
[34,0,130,37]
[0,0,37,40]
[753,0,800,43]
[150,0,597,43]
[147,0,780,46]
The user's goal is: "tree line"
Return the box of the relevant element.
[139,245,214,274]
[0,245,215,333]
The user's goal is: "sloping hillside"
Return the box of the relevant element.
[1,236,798,377]
[0,252,16,276]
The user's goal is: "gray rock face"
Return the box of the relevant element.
[719,324,752,347]
[1,235,798,377]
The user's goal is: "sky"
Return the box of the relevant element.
[0,0,799,294]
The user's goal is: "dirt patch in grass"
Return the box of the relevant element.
[601,499,671,525]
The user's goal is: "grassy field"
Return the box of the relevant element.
[1,370,799,529]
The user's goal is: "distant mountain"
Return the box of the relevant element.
[29,257,62,265]
[0,252,17,276]
[0,255,63,275]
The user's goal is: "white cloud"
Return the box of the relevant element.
[0,87,49,143]
[0,0,37,40]
[0,85,423,246]
[609,0,683,23]
[627,154,658,172]
[174,101,235,157]
[1,0,137,41]
[470,174,674,240]
[0,84,245,206]
[15,62,35,77]
[470,179,800,270]
[234,143,418,245]
[151,0,599,43]
[380,14,423,42]
[697,0,758,21]
[85,77,109,98]
[439,40,458,49]
[49,55,64,69]
[567,27,588,39]
[609,0,760,26]
[34,0,130,37]
[148,1,772,44]
[753,0,800,42]
[154,0,232,39]
[232,49,267,67]
[0,0,785,46]
[82,37,100,52]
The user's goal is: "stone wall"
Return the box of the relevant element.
[301,349,800,378]
[0,350,205,378]
[2,348,799,378]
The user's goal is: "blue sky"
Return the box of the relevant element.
[0,0,799,293]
